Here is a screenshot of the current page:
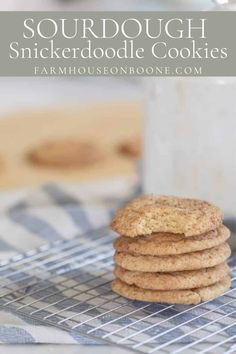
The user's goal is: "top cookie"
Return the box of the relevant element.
[111,195,223,237]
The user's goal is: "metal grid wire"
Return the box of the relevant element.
[0,226,235,354]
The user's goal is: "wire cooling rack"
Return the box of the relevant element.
[0,226,235,354]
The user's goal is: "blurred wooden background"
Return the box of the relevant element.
[0,101,142,190]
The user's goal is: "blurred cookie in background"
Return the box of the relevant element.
[28,139,105,169]
[117,137,141,159]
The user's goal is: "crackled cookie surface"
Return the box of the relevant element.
[111,195,223,237]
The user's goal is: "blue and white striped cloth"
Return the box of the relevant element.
[0,178,136,344]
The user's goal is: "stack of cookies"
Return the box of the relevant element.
[111,196,231,305]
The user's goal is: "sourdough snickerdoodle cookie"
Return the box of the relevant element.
[111,194,231,305]
[112,276,231,305]
[28,139,105,168]
[114,225,230,256]
[111,195,223,237]
[114,243,231,273]
[114,263,230,290]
